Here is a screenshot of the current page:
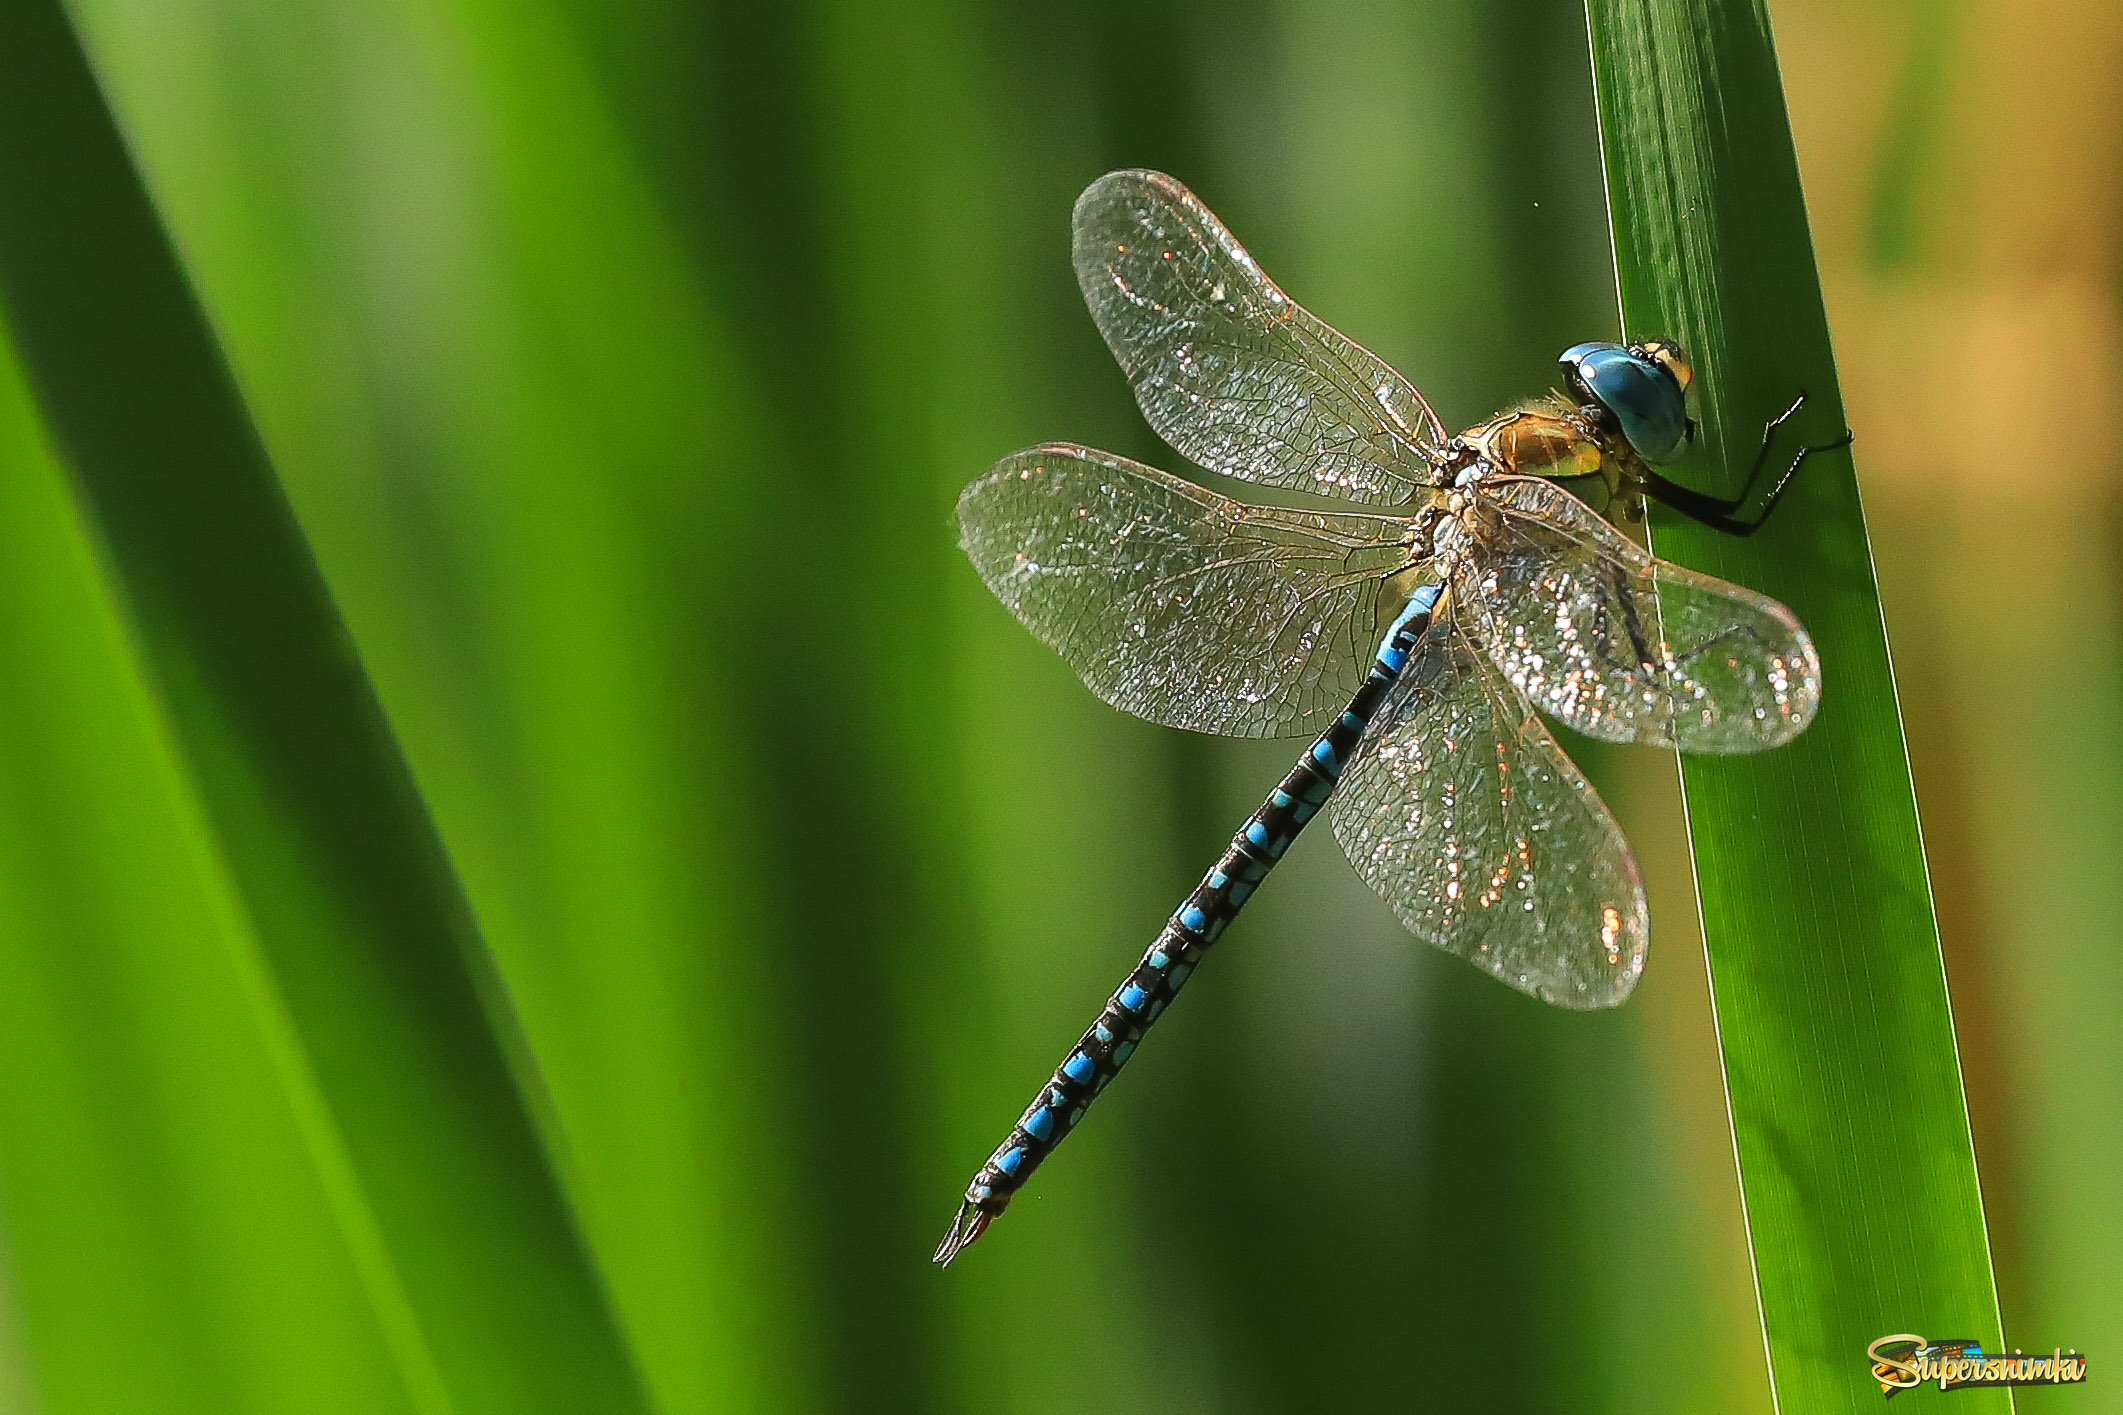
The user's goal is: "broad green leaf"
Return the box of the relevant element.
[0,329,414,1415]
[0,4,647,1410]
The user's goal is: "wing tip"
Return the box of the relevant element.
[1544,959,1647,1010]
[1077,166,1185,207]
[1527,914,1649,1010]
[1072,170,1202,263]
[958,443,1105,507]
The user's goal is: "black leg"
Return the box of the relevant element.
[1641,391,1853,538]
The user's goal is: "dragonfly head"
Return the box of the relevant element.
[1559,341,1694,465]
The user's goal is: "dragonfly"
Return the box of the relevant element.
[935,169,1848,1265]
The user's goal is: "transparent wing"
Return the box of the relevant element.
[1329,617,1646,1008]
[1073,169,1451,506]
[958,445,1428,737]
[1444,477,1821,752]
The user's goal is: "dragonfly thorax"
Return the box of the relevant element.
[1458,400,1604,480]
[1438,485,1507,559]
[1455,397,1640,519]
[1453,339,1698,516]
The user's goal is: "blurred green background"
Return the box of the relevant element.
[0,0,2113,1410]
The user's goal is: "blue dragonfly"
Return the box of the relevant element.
[936,170,1844,1265]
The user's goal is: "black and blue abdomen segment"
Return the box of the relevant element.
[934,585,1440,1264]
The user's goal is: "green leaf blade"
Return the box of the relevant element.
[0,4,649,1410]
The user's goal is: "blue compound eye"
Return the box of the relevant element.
[1558,341,1691,464]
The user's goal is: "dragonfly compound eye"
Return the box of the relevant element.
[1558,341,1690,465]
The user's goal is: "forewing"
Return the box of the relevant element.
[1329,619,1646,1008]
[1445,478,1820,752]
[958,445,1425,737]
[1073,169,1450,506]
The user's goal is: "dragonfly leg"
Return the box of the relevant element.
[1640,391,1852,537]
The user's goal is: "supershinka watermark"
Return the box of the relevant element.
[1868,1334,2088,1396]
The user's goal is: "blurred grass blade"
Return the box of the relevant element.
[1584,1,2007,1409]
[0,342,420,1415]
[0,4,647,1411]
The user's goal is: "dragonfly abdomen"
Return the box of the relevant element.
[934,586,1440,1265]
